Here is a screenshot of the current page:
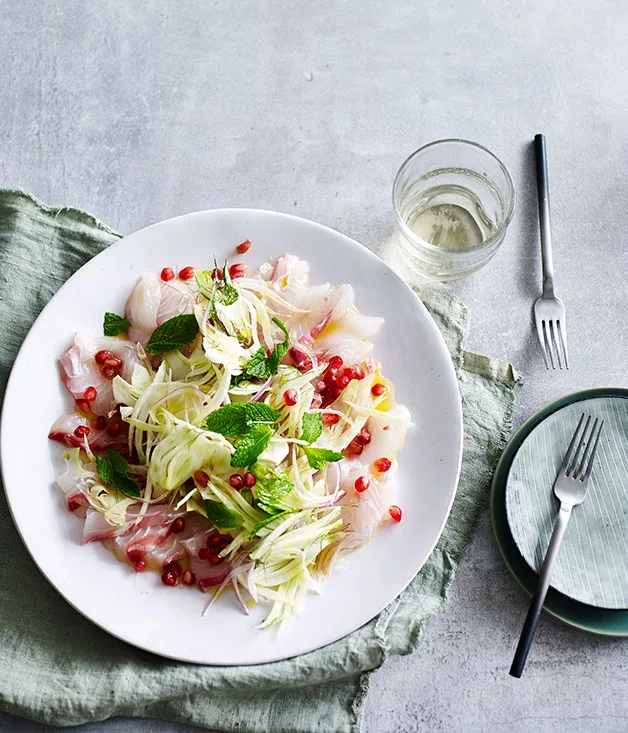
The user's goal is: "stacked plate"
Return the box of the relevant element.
[491,388,628,635]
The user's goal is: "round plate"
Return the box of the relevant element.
[1,209,463,665]
[492,388,628,635]
[506,392,628,609]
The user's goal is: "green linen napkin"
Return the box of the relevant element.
[0,190,519,733]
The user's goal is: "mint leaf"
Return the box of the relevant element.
[301,412,323,444]
[303,446,343,470]
[253,468,294,515]
[243,402,281,424]
[145,314,199,355]
[115,474,142,498]
[250,510,292,537]
[204,499,243,529]
[267,317,290,371]
[96,449,140,498]
[243,318,289,379]
[231,425,274,467]
[205,403,249,436]
[215,263,239,306]
[108,449,129,476]
[96,454,115,485]
[205,402,279,436]
[243,347,271,379]
[103,312,131,337]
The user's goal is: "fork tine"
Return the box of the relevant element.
[556,320,569,370]
[574,417,599,478]
[567,415,591,476]
[581,419,604,482]
[560,413,585,473]
[542,321,555,369]
[536,319,549,368]
[549,321,563,370]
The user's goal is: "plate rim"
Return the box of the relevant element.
[491,386,628,636]
[0,207,464,664]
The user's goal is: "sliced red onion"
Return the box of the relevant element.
[251,377,272,402]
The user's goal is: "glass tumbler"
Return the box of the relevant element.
[392,139,515,282]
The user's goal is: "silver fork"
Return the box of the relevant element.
[510,413,604,678]
[533,134,569,370]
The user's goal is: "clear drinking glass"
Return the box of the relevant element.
[392,139,515,282]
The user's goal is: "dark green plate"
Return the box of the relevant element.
[491,387,628,636]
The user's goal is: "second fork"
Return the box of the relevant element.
[510,413,603,678]
[533,134,569,370]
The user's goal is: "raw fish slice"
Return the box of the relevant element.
[59,330,142,416]
[125,273,195,345]
[49,412,127,452]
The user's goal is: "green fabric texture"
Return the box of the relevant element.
[0,190,519,733]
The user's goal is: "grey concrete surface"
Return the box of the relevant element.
[2,1,628,731]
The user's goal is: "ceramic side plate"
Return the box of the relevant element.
[492,388,628,635]
[506,392,628,609]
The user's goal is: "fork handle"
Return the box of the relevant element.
[510,503,572,678]
[534,134,555,299]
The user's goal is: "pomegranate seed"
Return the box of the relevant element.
[383,425,392,431]
[322,413,340,426]
[165,561,182,578]
[95,350,113,364]
[74,425,90,438]
[324,386,342,404]
[193,470,209,487]
[106,422,122,437]
[229,263,246,279]
[211,268,224,280]
[236,239,251,254]
[208,554,223,566]
[171,517,185,534]
[182,569,196,585]
[68,498,81,512]
[336,374,350,389]
[352,365,365,380]
[126,547,144,564]
[83,386,97,402]
[92,416,107,430]
[179,266,195,280]
[324,370,338,387]
[135,559,147,572]
[229,473,244,489]
[75,399,90,412]
[389,505,403,523]
[355,475,370,493]
[208,534,224,548]
[372,383,387,397]
[344,438,364,457]
[374,457,392,473]
[328,355,343,370]
[283,389,298,406]
[289,347,313,372]
[243,471,257,487]
[102,366,117,379]
[103,357,122,369]
[162,570,179,587]
[160,267,175,282]
[356,427,371,445]
[199,548,211,560]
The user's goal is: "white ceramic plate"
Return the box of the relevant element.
[1,209,462,665]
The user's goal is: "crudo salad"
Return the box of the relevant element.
[49,240,411,626]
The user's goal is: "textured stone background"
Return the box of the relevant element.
[2,1,628,731]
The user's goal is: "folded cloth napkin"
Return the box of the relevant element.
[0,190,519,733]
